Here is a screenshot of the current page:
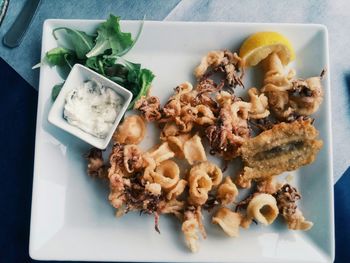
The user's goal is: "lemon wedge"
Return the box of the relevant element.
[239,31,295,67]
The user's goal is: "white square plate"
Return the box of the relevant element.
[30,20,334,262]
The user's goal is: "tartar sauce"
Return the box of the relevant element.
[64,80,123,138]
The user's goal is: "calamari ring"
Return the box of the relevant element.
[113,115,146,144]
[166,179,187,200]
[247,193,279,225]
[153,160,180,190]
[190,161,223,187]
[217,176,238,205]
[188,170,213,206]
[175,82,193,97]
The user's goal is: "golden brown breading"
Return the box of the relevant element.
[134,96,162,122]
[182,206,207,253]
[236,120,323,188]
[256,177,282,194]
[113,115,146,144]
[183,134,207,165]
[246,193,279,225]
[206,91,251,159]
[212,207,242,237]
[274,184,313,230]
[262,52,323,120]
[86,148,108,178]
[194,50,244,87]
[123,145,144,173]
[167,133,192,159]
[217,176,239,205]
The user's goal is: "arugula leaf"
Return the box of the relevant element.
[86,15,134,58]
[53,28,95,59]
[45,47,75,67]
[51,82,64,101]
[117,18,144,57]
[37,14,154,112]
[85,56,103,74]
[85,54,155,109]
[128,68,155,109]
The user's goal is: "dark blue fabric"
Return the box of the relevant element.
[0,57,38,262]
[0,58,102,263]
[0,57,348,262]
[334,166,350,263]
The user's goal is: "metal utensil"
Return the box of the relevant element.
[0,0,9,27]
[3,0,41,48]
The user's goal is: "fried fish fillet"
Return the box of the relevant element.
[236,120,323,188]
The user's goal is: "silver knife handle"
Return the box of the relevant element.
[3,0,41,48]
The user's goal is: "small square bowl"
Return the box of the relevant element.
[48,64,132,149]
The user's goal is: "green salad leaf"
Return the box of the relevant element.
[86,15,133,58]
[53,28,95,59]
[45,47,76,67]
[85,56,106,75]
[35,14,154,111]
[128,68,155,109]
[51,82,64,101]
[85,55,154,109]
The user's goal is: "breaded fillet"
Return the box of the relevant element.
[236,120,323,187]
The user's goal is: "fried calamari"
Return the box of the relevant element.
[262,52,324,120]
[113,115,146,144]
[194,50,244,88]
[86,35,325,253]
[134,96,162,122]
[217,176,239,205]
[274,184,313,230]
[182,206,206,253]
[246,193,279,225]
[86,148,108,178]
[212,207,242,237]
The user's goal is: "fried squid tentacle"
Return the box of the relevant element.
[194,50,244,88]
[181,206,206,253]
[262,52,324,120]
[206,91,251,159]
[134,96,162,122]
[86,148,108,178]
[274,184,313,230]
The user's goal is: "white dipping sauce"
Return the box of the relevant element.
[64,80,123,138]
